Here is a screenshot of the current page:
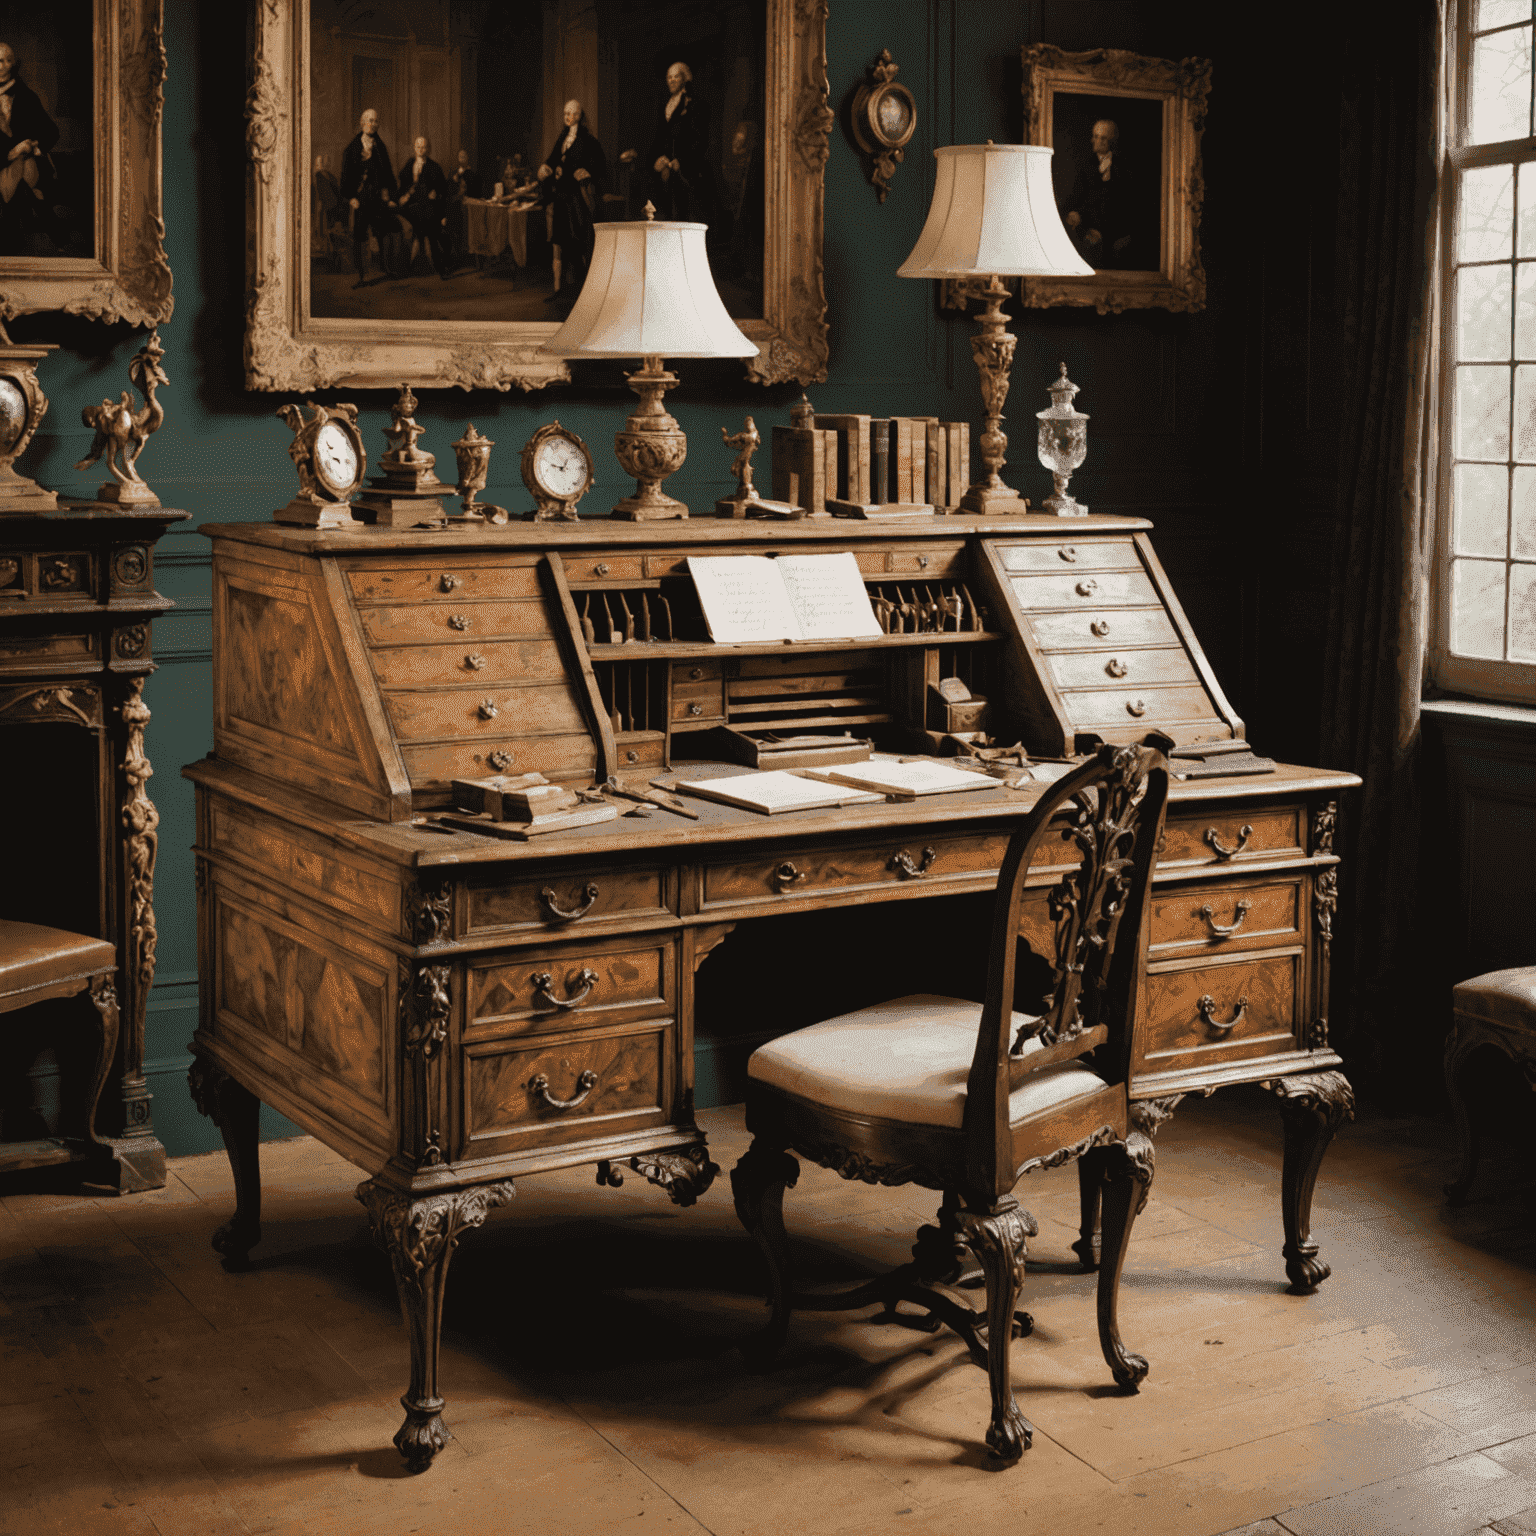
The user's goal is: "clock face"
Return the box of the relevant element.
[876,88,912,143]
[534,433,590,500]
[0,376,27,456]
[313,419,360,495]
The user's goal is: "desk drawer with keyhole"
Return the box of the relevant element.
[1137,950,1302,1073]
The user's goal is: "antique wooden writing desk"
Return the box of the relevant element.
[184,515,1357,1469]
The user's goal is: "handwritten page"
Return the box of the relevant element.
[688,556,804,643]
[774,553,884,641]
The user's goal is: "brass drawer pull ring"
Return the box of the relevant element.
[1205,824,1253,860]
[1199,899,1252,937]
[464,653,487,671]
[540,882,600,922]
[1075,578,1099,597]
[689,702,704,716]
[440,573,461,592]
[1197,994,1248,1033]
[531,968,599,1011]
[449,614,470,631]
[889,846,938,880]
[771,861,807,893]
[1105,658,1128,678]
[530,1069,598,1110]
[1058,546,1078,562]
[478,698,499,720]
[594,562,611,576]
[1126,699,1147,718]
[1090,620,1110,637]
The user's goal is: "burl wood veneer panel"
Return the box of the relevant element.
[465,936,675,1039]
[1137,948,1302,1076]
[465,863,673,938]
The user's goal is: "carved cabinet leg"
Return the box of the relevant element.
[1265,1070,1355,1292]
[82,975,120,1148]
[730,1139,800,1368]
[187,1056,263,1271]
[1095,1132,1154,1389]
[1442,1026,1483,1204]
[356,1179,516,1473]
[955,1199,1037,1462]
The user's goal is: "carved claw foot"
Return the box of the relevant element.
[1264,1070,1354,1294]
[394,1395,450,1474]
[1094,1132,1155,1392]
[955,1200,1034,1463]
[985,1398,1034,1462]
[211,1215,262,1273]
[732,1140,800,1367]
[188,1056,263,1272]
[1110,1349,1150,1391]
[630,1144,720,1207]
[1283,1250,1333,1292]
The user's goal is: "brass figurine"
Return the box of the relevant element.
[716,414,801,518]
[75,332,169,509]
[352,383,450,528]
[451,424,508,523]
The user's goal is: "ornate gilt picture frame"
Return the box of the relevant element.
[245,0,831,393]
[1019,45,1210,315]
[0,0,173,326]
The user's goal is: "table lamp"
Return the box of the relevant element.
[897,143,1092,515]
[542,205,757,520]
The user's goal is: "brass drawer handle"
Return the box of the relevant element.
[771,861,807,893]
[440,573,461,592]
[1105,658,1127,678]
[625,749,639,763]
[1058,546,1078,562]
[464,653,487,670]
[478,698,499,720]
[1197,994,1248,1034]
[889,846,937,880]
[689,666,705,680]
[1199,899,1252,938]
[688,702,704,716]
[530,1069,598,1110]
[1126,699,1146,718]
[540,882,600,922]
[1205,824,1253,860]
[1090,620,1110,637]
[531,967,599,1011]
[488,750,513,771]
[917,554,930,569]
[1075,578,1098,597]
[594,562,611,576]
[449,613,471,631]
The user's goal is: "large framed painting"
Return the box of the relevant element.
[1018,45,1210,315]
[0,0,172,326]
[245,0,832,392]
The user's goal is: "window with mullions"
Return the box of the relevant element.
[1440,0,1536,701]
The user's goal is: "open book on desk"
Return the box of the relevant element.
[687,552,884,644]
[673,769,886,815]
[800,757,1004,800]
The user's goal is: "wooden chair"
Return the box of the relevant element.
[0,919,119,1175]
[730,739,1170,1462]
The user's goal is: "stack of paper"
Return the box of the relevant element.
[673,769,886,815]
[800,758,1002,800]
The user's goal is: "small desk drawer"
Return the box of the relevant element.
[886,542,966,576]
[1061,684,1219,730]
[571,554,647,584]
[464,1019,671,1155]
[345,559,542,604]
[700,829,1013,912]
[384,682,588,742]
[400,732,598,785]
[1160,806,1304,868]
[1148,877,1303,958]
[355,600,554,645]
[0,629,99,665]
[466,935,674,1032]
[1045,648,1198,691]
[369,639,568,687]
[1139,951,1302,1070]
[1028,607,1180,651]
[672,677,725,723]
[1009,570,1159,610]
[998,541,1141,573]
[466,864,672,936]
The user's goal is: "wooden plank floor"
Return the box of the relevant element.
[3,1089,1536,1536]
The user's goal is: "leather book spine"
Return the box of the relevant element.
[869,419,890,504]
[927,421,946,510]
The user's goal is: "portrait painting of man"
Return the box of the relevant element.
[0,8,94,260]
[1048,91,1162,274]
[306,0,767,326]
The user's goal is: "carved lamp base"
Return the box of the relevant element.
[612,356,688,520]
[959,484,1027,516]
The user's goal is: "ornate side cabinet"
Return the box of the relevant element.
[0,507,187,1190]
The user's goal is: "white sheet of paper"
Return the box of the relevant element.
[687,556,804,643]
[773,552,884,641]
[674,769,885,814]
[801,759,1001,798]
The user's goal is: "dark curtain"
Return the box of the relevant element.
[1319,0,1444,1094]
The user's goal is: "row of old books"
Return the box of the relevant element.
[771,414,971,517]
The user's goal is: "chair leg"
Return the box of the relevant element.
[1443,1024,1482,1204]
[1096,1131,1154,1390]
[955,1198,1036,1462]
[1073,1155,1103,1271]
[731,1138,800,1367]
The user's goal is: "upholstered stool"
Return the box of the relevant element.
[0,919,119,1174]
[1444,965,1536,1202]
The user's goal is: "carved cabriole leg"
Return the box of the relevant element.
[357,1179,516,1473]
[1263,1070,1355,1292]
[954,1199,1036,1462]
[730,1138,800,1367]
[83,975,120,1148]
[1442,1022,1483,1204]
[629,1145,720,1207]
[1076,1097,1182,1273]
[114,677,163,1187]
[1095,1132,1154,1389]
[187,1057,263,1270]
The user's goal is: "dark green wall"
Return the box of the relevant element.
[9,0,1343,1156]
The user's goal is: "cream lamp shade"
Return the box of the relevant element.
[542,218,758,359]
[897,143,1089,516]
[897,143,1092,279]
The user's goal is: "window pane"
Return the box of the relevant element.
[1476,0,1531,29]
[1463,264,1514,358]
[1464,165,1516,260]
[1519,364,1536,458]
[1456,462,1511,554]
[1511,563,1536,658]
[1471,26,1534,144]
[1451,558,1509,657]
[1519,263,1536,352]
[1516,466,1536,555]
[1460,364,1513,458]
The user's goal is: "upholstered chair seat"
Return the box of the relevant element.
[732,740,1171,1465]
